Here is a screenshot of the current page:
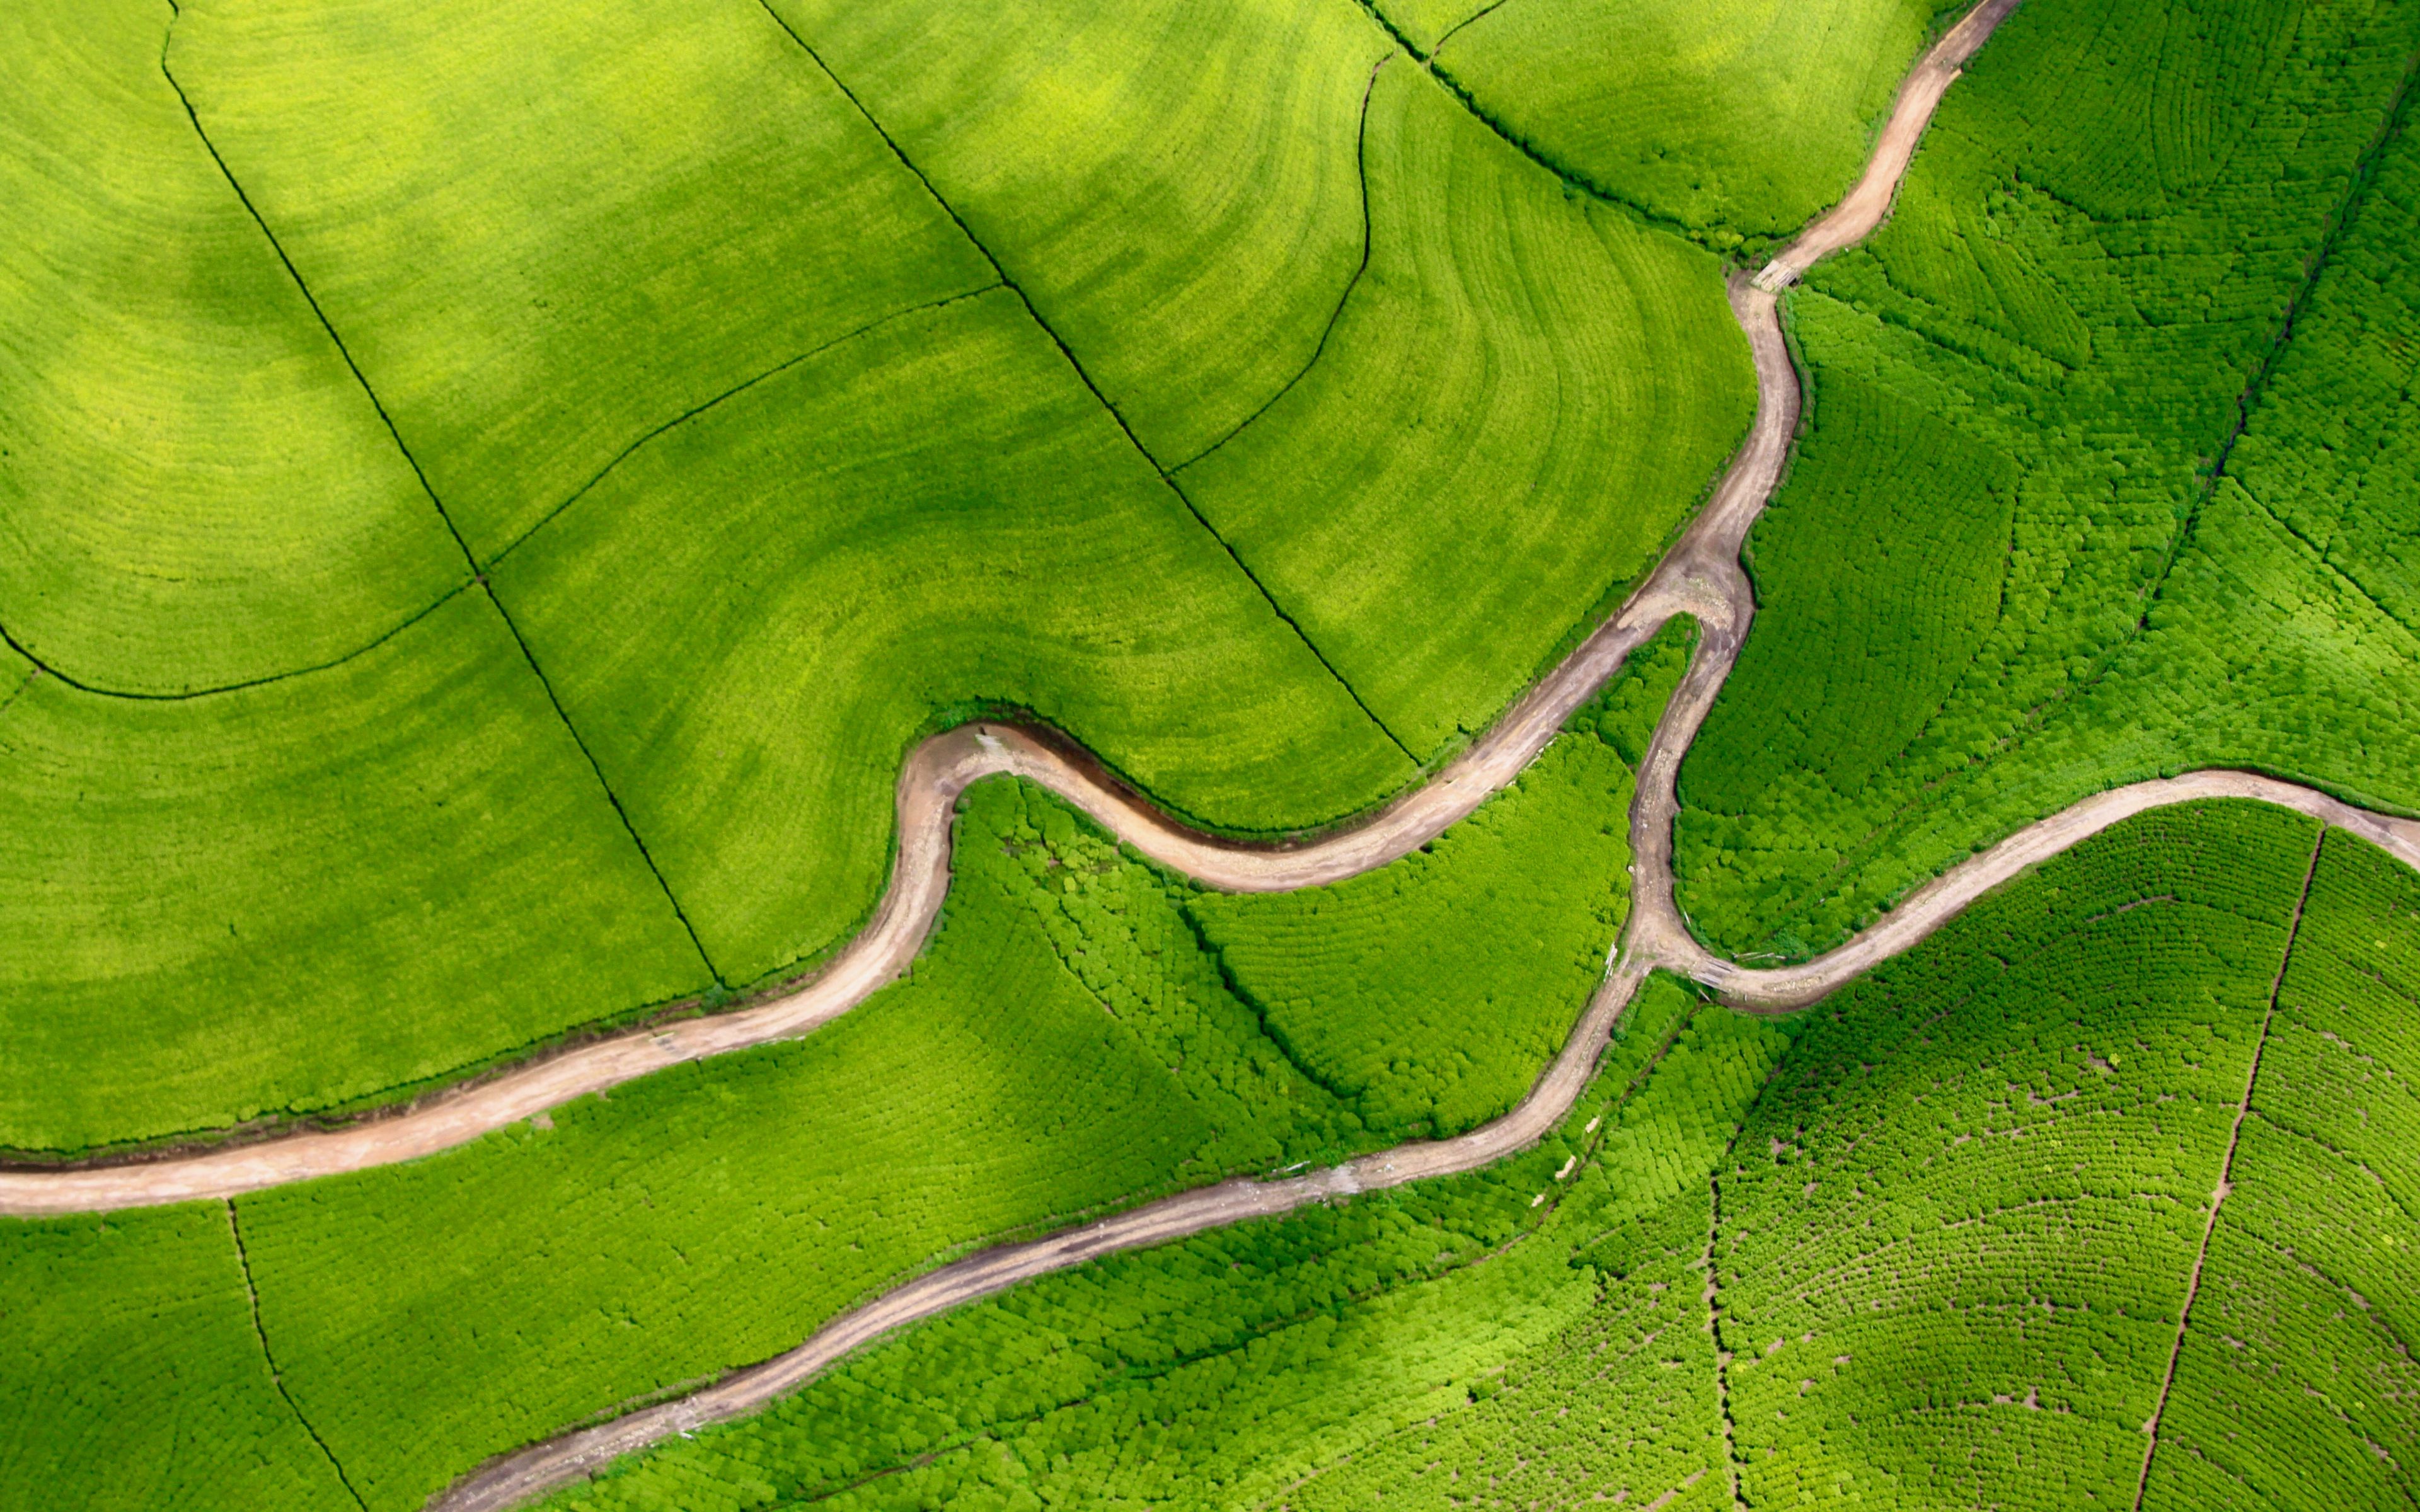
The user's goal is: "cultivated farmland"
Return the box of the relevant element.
[1678,0,2420,959]
[0,694,1655,1509]
[501,805,2407,1512]
[6,0,2417,1505]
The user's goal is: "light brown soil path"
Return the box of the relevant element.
[23,0,2416,1498]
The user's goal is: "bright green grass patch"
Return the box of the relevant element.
[166,0,991,556]
[494,289,1413,987]
[0,590,704,1154]
[0,0,460,694]
[0,1204,352,1512]
[1434,0,1960,241]
[768,0,1392,465]
[1177,62,1751,757]
[1191,621,1690,1137]
[1677,0,2420,958]
[519,803,2401,1512]
[2145,831,2420,1509]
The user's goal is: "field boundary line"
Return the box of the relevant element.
[2129,825,2326,1509]
[1168,55,1388,474]
[747,0,1417,763]
[226,1200,370,1512]
[158,29,725,988]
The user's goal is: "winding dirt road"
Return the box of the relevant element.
[14,1,2420,1501]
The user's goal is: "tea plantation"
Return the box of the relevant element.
[0,653,1674,1512]
[1,0,1779,1154]
[1677,0,2420,959]
[8,0,2419,1505]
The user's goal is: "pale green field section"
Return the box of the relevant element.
[0,0,461,694]
[0,591,705,1152]
[496,290,1413,984]
[1431,0,1959,238]
[1178,63,1751,755]
[166,0,994,556]
[768,0,1391,466]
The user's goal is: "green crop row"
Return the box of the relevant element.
[1678,0,2420,960]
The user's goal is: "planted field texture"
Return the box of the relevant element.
[0,716,1641,1510]
[765,0,1390,466]
[1190,621,1690,1139]
[1717,801,2318,1507]
[517,804,2411,1512]
[0,591,703,1154]
[1678,0,2420,959]
[166,0,992,556]
[2143,831,2420,1509]
[1178,64,1751,755]
[0,1205,352,1512]
[528,976,1778,1512]
[0,0,459,693]
[493,291,1410,985]
[1434,0,1959,240]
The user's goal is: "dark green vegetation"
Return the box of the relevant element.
[1,0,1766,1152]
[513,801,2418,1512]
[0,659,1668,1511]
[1679,0,2420,959]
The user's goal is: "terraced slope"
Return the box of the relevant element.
[1678,0,2420,959]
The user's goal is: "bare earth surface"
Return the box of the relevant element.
[14,2,2420,1503]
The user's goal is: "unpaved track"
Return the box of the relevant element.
[15,0,2420,1498]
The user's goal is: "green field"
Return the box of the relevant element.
[500,802,2412,1512]
[1424,0,1966,241]
[1677,0,2420,959]
[0,662,1664,1511]
[1,0,1768,1148]
[12,0,2420,1504]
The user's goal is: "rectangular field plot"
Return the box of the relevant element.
[0,591,705,1153]
[0,0,461,694]
[164,0,993,556]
